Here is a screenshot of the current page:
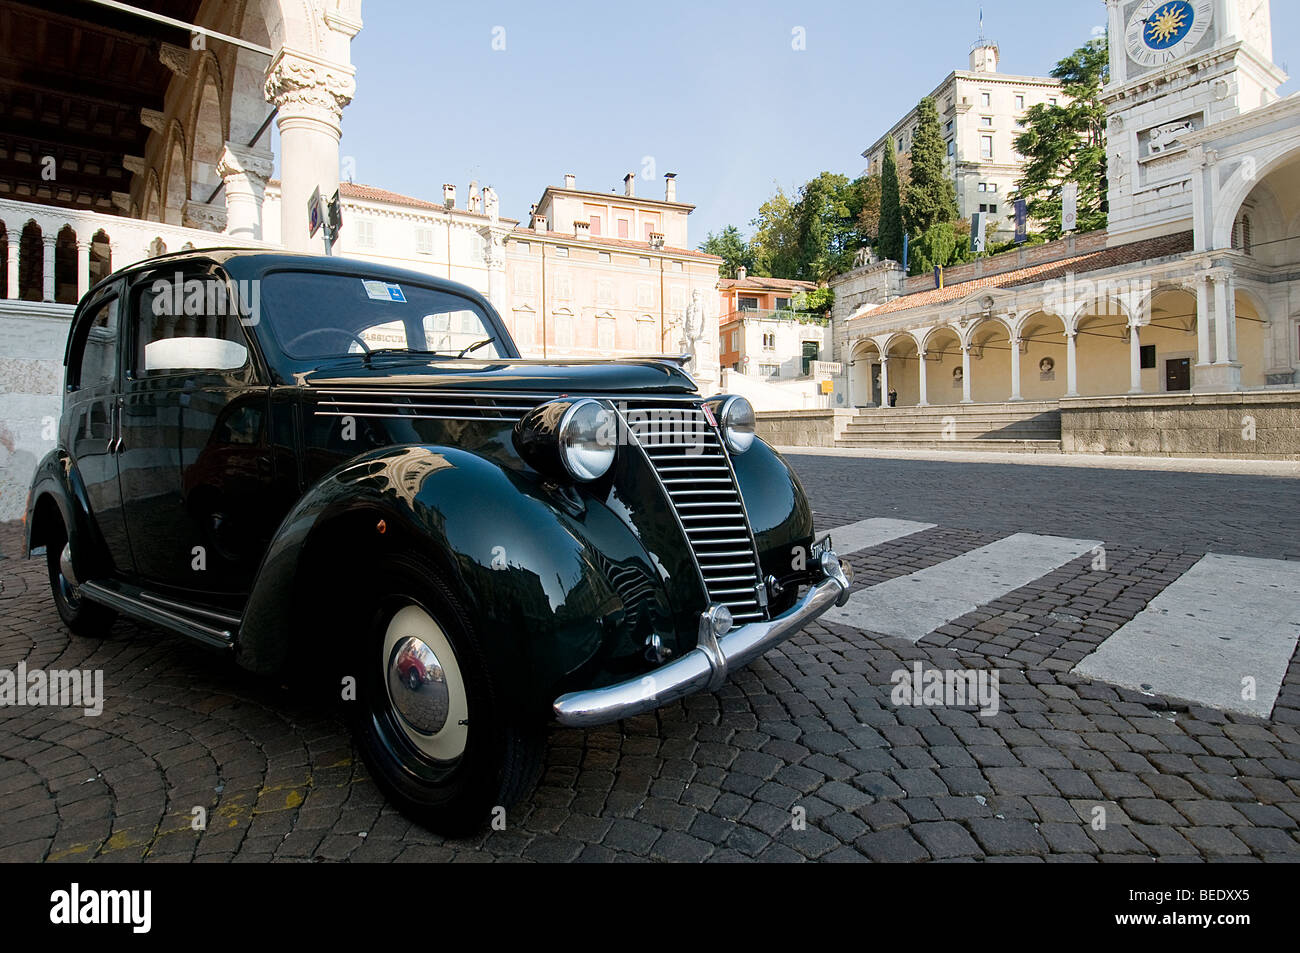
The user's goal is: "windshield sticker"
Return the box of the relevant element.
[362,280,407,303]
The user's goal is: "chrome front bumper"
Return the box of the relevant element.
[552,551,854,728]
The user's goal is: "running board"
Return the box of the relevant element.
[80,582,236,650]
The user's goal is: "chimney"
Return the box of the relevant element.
[573,220,590,238]
[564,173,576,190]
[443,183,456,208]
[533,214,547,233]
[737,266,747,281]
[664,172,677,202]
[624,172,635,197]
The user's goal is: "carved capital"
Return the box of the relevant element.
[158,42,191,77]
[264,49,356,131]
[140,108,167,134]
[217,142,274,183]
[183,200,227,232]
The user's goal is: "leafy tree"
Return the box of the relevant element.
[749,173,874,281]
[903,96,960,240]
[749,185,801,279]
[877,136,905,265]
[1013,37,1110,239]
[699,225,754,279]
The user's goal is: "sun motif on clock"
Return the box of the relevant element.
[1124,0,1213,69]
[1147,3,1191,47]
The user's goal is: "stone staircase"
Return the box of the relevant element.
[836,401,1063,452]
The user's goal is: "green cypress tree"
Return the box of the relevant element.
[877,136,904,264]
[904,96,960,238]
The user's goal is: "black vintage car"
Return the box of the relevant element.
[26,250,853,833]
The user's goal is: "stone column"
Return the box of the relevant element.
[1195,270,1212,365]
[217,143,273,240]
[1213,270,1231,365]
[1224,272,1238,363]
[916,349,929,407]
[879,354,889,408]
[42,234,56,302]
[960,345,972,403]
[264,49,356,253]
[1064,330,1079,397]
[1008,335,1023,401]
[76,239,91,301]
[5,228,18,299]
[1128,321,1143,393]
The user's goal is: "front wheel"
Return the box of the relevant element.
[349,554,544,835]
[46,539,116,638]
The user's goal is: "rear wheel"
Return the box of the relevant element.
[349,554,544,835]
[46,535,116,638]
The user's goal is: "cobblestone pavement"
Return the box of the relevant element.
[1,456,1298,863]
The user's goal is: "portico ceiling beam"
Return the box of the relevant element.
[78,0,274,57]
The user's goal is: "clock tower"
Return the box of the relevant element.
[1103,0,1286,241]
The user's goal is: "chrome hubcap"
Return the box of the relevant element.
[382,604,468,761]
[387,635,449,734]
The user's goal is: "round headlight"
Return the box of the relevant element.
[719,396,756,454]
[558,399,617,481]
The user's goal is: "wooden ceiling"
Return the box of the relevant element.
[0,0,203,217]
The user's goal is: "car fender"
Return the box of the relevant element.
[236,444,675,715]
[732,438,815,585]
[25,448,113,580]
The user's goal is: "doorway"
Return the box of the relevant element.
[1165,357,1191,392]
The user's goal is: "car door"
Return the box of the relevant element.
[116,262,273,599]
[63,282,134,574]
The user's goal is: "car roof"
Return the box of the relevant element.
[83,247,493,309]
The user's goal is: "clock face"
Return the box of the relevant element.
[1124,0,1214,69]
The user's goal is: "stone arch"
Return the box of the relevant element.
[881,333,920,407]
[1233,286,1270,388]
[143,170,163,222]
[163,127,189,225]
[1211,140,1300,251]
[1068,290,1137,336]
[848,338,883,408]
[18,220,42,301]
[230,1,275,145]
[1074,296,1136,397]
[922,325,964,406]
[1140,286,1200,393]
[90,229,112,288]
[54,225,78,304]
[189,59,227,207]
[1018,310,1068,400]
[967,315,1014,402]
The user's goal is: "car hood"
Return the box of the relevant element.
[298,357,700,395]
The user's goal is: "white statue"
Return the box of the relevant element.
[681,289,706,371]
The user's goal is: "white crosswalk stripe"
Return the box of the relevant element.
[822,531,1101,643]
[821,518,935,555]
[1072,553,1300,717]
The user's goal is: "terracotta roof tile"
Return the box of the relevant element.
[719,276,817,292]
[865,231,1195,318]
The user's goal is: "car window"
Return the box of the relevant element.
[70,296,119,390]
[132,269,251,376]
[260,270,506,360]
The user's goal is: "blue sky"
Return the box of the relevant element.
[323,0,1300,246]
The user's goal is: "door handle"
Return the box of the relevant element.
[110,402,124,455]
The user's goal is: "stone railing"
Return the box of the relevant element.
[0,198,270,521]
[0,196,266,306]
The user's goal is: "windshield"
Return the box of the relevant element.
[260,270,510,361]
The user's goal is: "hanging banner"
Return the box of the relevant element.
[1061,181,1079,233]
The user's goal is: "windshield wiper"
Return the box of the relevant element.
[455,338,495,359]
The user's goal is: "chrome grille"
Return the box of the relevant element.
[618,398,766,624]
[313,389,543,423]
